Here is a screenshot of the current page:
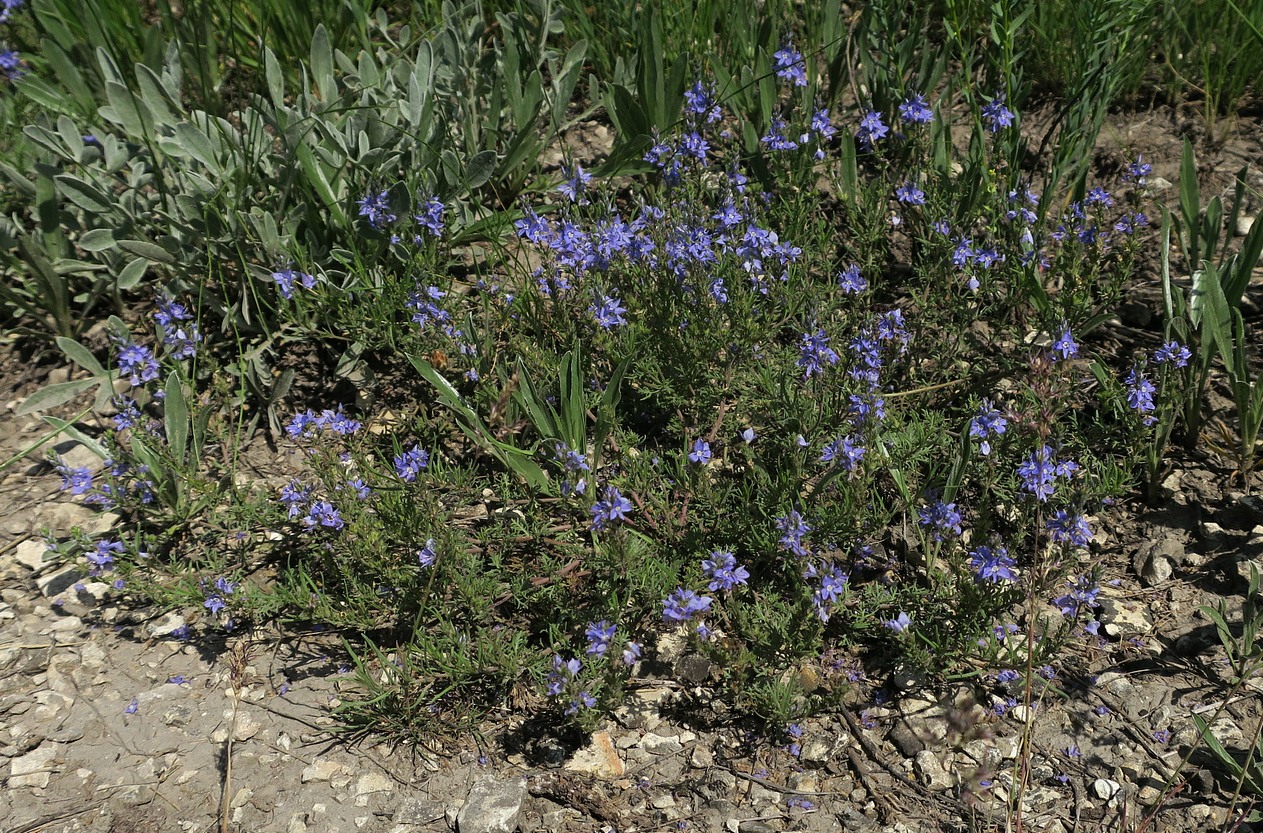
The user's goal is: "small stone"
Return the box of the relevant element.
[564,730,625,778]
[887,721,925,757]
[913,750,956,791]
[74,582,111,604]
[13,540,50,572]
[1134,537,1183,586]
[456,775,527,833]
[394,797,445,825]
[356,772,393,796]
[36,565,83,598]
[738,822,776,833]
[147,612,187,638]
[1235,215,1256,238]
[1092,778,1121,801]
[301,759,345,783]
[1100,595,1153,637]
[650,794,676,810]
[675,653,718,683]
[691,745,714,769]
[800,736,834,764]
[10,743,59,788]
[1200,521,1227,546]
[639,732,684,755]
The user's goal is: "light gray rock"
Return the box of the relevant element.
[147,612,187,638]
[1135,537,1184,586]
[356,772,393,796]
[1100,595,1153,637]
[394,797,446,825]
[301,759,345,783]
[913,750,956,791]
[14,540,50,572]
[1236,215,1255,238]
[1093,778,1121,801]
[10,742,59,788]
[36,565,83,598]
[456,775,527,833]
[564,730,625,778]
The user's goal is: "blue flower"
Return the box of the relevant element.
[857,111,889,146]
[741,427,756,444]
[1047,510,1092,548]
[797,328,839,380]
[0,48,24,81]
[590,485,633,531]
[417,538,437,567]
[898,92,934,124]
[86,539,122,573]
[1125,367,1157,423]
[622,642,642,666]
[838,263,867,294]
[772,42,807,86]
[970,544,1016,583]
[969,400,1009,455]
[584,620,616,657]
[895,181,926,205]
[357,190,396,229]
[1153,341,1190,368]
[1018,445,1077,502]
[303,500,344,531]
[394,445,430,482]
[1052,576,1100,618]
[885,612,911,632]
[557,165,592,203]
[591,293,627,329]
[1124,155,1152,184]
[117,344,159,387]
[57,462,95,496]
[662,588,713,622]
[684,81,722,123]
[688,439,712,465]
[415,196,445,237]
[776,510,812,557]
[702,549,749,592]
[272,268,316,299]
[918,498,962,541]
[1050,324,1079,360]
[981,93,1015,132]
[0,0,23,25]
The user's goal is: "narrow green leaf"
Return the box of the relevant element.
[164,373,189,465]
[464,149,498,190]
[16,378,98,414]
[55,336,105,375]
[311,25,335,102]
[77,228,116,252]
[118,239,175,264]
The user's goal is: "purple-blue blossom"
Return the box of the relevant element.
[857,111,889,146]
[590,485,633,531]
[898,92,934,124]
[688,439,712,465]
[970,544,1016,583]
[584,620,616,657]
[117,344,159,387]
[394,445,430,482]
[702,549,749,592]
[919,498,962,541]
[1153,341,1191,368]
[981,93,1015,132]
[662,588,713,622]
[1047,510,1092,548]
[357,190,396,229]
[772,43,807,86]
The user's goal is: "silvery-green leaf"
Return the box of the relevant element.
[118,239,175,264]
[77,228,116,252]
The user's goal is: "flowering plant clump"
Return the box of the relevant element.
[21,10,1201,746]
